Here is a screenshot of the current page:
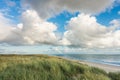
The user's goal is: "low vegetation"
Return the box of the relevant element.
[108,72,120,80]
[0,55,119,80]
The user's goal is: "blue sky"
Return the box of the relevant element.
[96,4,120,26]
[0,0,120,54]
[0,0,119,29]
[0,0,21,23]
[48,11,79,32]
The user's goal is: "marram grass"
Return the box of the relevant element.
[0,55,119,80]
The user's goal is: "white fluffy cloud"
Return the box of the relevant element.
[1,10,120,48]
[0,12,13,42]
[23,0,114,19]
[21,10,58,44]
[63,13,120,48]
[0,10,58,45]
[1,0,120,49]
[0,12,25,44]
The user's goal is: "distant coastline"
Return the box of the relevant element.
[51,54,120,73]
[57,56,120,73]
[79,60,120,73]
[1,54,116,80]
[52,54,120,67]
[0,54,120,73]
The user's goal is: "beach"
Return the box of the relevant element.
[55,56,120,73]
[79,61,120,73]
[53,54,120,73]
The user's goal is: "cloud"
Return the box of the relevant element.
[23,0,114,19]
[0,12,26,44]
[5,0,16,7]
[116,0,120,4]
[118,11,120,15]
[0,10,58,45]
[110,19,120,29]
[1,0,120,49]
[0,12,24,44]
[0,12,13,42]
[1,10,120,48]
[21,10,58,45]
[63,13,120,48]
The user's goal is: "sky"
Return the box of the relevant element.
[0,0,120,54]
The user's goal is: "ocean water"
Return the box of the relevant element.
[52,54,120,66]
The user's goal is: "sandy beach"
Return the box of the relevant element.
[58,57,120,73]
[79,61,120,73]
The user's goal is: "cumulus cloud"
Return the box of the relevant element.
[0,12,28,44]
[1,10,120,48]
[23,0,114,19]
[63,13,120,48]
[1,0,120,49]
[21,10,58,45]
[0,10,58,45]
[0,12,13,42]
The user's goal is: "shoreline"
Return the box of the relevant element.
[0,54,120,73]
[57,56,120,73]
[79,60,120,73]
[53,56,120,73]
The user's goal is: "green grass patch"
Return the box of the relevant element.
[0,55,118,80]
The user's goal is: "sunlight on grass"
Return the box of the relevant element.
[0,55,119,80]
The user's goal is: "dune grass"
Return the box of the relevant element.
[0,55,119,80]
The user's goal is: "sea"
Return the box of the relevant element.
[0,44,120,67]
[51,54,120,67]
